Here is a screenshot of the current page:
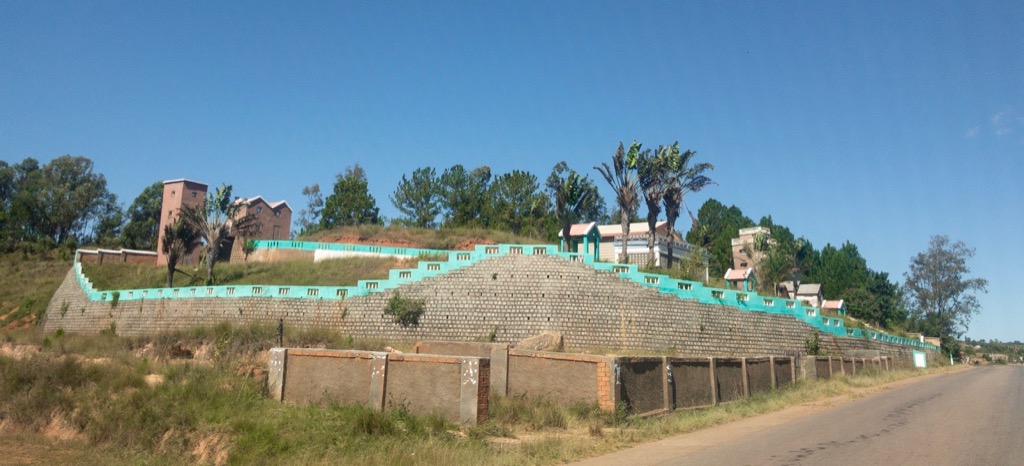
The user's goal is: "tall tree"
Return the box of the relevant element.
[180,184,257,285]
[903,235,988,355]
[663,146,714,268]
[487,170,549,236]
[595,142,641,263]
[87,192,123,247]
[390,167,442,229]
[32,155,113,246]
[296,183,324,236]
[636,144,672,266]
[161,218,199,287]
[320,165,381,229]
[685,199,754,276]
[439,165,491,228]
[120,181,164,250]
[547,162,593,253]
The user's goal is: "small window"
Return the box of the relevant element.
[256,207,263,214]
[678,283,693,291]
[191,191,197,198]
[171,190,176,197]
[275,211,281,218]
[711,290,725,299]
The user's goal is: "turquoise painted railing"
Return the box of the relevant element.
[72,241,937,351]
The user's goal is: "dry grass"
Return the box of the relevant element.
[81,256,419,290]
[0,253,72,328]
[303,225,550,250]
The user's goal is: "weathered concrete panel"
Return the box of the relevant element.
[385,354,462,420]
[282,349,374,405]
[671,358,713,408]
[619,357,665,414]
[507,351,602,406]
[715,358,745,403]
[774,357,794,387]
[815,357,832,380]
[747,357,773,395]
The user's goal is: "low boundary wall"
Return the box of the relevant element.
[412,342,891,416]
[268,348,489,425]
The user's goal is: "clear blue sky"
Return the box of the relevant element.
[3,1,1021,342]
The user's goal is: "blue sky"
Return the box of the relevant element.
[3,1,1021,342]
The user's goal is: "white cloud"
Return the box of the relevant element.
[991,108,1012,125]
[995,127,1013,136]
[965,127,980,138]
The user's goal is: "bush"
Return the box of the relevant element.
[384,292,425,327]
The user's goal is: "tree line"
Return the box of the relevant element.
[4,152,987,356]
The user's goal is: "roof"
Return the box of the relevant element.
[597,221,668,238]
[234,196,293,212]
[724,268,754,281]
[557,222,597,238]
[162,179,208,188]
[797,283,822,295]
[777,281,823,295]
[822,299,845,310]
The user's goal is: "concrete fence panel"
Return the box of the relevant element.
[714,358,746,403]
[774,357,795,387]
[815,357,832,380]
[507,350,617,411]
[270,348,489,424]
[841,358,854,375]
[668,358,714,409]
[618,357,667,415]
[746,357,773,395]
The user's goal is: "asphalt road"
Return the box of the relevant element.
[576,366,1024,466]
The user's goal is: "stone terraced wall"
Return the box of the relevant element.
[44,254,934,361]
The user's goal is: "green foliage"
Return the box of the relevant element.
[439,164,491,228]
[109,291,120,308]
[160,217,200,288]
[296,183,324,236]
[485,169,552,237]
[904,235,988,355]
[390,166,442,229]
[685,198,755,276]
[118,181,164,250]
[595,142,641,263]
[547,162,594,252]
[320,164,381,228]
[383,292,425,327]
[0,156,116,250]
[805,332,825,355]
[180,183,257,285]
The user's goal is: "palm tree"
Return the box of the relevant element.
[662,147,714,268]
[636,144,675,266]
[595,142,641,263]
[161,218,199,288]
[180,184,257,285]
[548,165,593,253]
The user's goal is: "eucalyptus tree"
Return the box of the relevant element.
[547,162,593,253]
[662,146,714,268]
[595,142,641,263]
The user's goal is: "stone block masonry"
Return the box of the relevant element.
[43,254,938,364]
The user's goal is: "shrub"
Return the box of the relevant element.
[384,292,425,327]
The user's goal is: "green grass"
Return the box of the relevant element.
[0,253,72,328]
[81,256,421,290]
[0,324,962,465]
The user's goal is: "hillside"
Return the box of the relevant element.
[0,253,72,329]
[301,225,551,250]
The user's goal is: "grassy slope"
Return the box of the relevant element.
[303,225,551,250]
[0,253,72,328]
[82,257,421,290]
[0,325,962,465]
